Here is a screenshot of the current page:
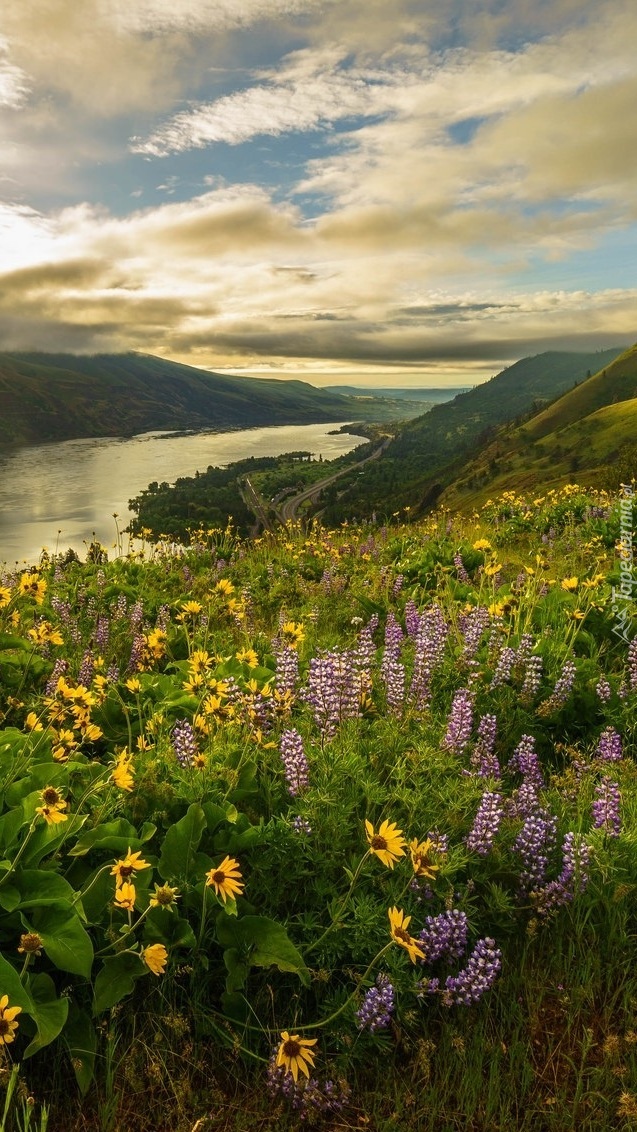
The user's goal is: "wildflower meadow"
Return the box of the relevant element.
[0,482,636,1131]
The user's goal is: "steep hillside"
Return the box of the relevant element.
[441,342,637,508]
[0,351,405,446]
[316,347,626,522]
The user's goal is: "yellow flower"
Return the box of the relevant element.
[17,932,43,956]
[236,648,259,668]
[472,539,491,551]
[276,1031,318,1082]
[0,585,11,608]
[149,883,180,910]
[114,882,136,911]
[484,562,502,578]
[178,600,203,620]
[189,649,212,673]
[280,621,305,648]
[388,906,425,964]
[111,848,151,887]
[144,628,167,660]
[214,579,235,596]
[25,711,44,732]
[19,572,47,604]
[205,856,244,903]
[561,577,579,592]
[0,995,22,1045]
[36,803,68,825]
[409,838,440,880]
[112,750,135,792]
[365,819,406,869]
[125,677,142,693]
[142,943,168,976]
[39,786,67,812]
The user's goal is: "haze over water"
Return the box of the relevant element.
[0,423,365,566]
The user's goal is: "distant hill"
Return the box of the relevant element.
[0,351,406,447]
[325,386,470,402]
[440,343,637,508]
[316,347,627,522]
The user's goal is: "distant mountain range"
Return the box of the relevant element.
[325,386,470,402]
[0,351,415,447]
[317,347,628,522]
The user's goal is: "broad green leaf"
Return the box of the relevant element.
[28,907,94,978]
[215,915,309,985]
[0,952,35,1012]
[68,818,155,857]
[20,811,87,868]
[0,634,31,650]
[0,884,20,911]
[158,803,205,882]
[5,763,68,807]
[63,1005,97,1095]
[0,808,27,854]
[93,953,145,1014]
[143,908,197,951]
[223,948,249,993]
[202,802,233,833]
[23,973,69,1059]
[14,869,77,910]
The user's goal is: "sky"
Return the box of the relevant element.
[0,0,635,388]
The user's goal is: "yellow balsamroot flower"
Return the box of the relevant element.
[214,579,235,596]
[0,996,22,1045]
[472,539,492,551]
[280,621,305,648]
[36,802,68,826]
[27,621,64,646]
[388,906,425,964]
[205,856,244,903]
[145,628,167,660]
[149,883,180,910]
[484,562,502,578]
[39,786,67,812]
[25,712,44,732]
[111,848,151,887]
[114,882,136,911]
[365,819,406,868]
[276,1031,318,1082]
[0,585,11,608]
[236,648,259,667]
[178,600,203,621]
[561,577,579,592]
[141,943,168,976]
[19,572,47,604]
[189,649,212,673]
[125,677,142,694]
[409,838,440,880]
[112,750,135,792]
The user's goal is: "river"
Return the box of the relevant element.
[0,422,366,566]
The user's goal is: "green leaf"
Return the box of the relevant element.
[223,948,249,993]
[0,808,27,853]
[93,953,145,1014]
[28,907,94,978]
[158,803,205,882]
[0,633,31,651]
[20,812,87,868]
[0,884,20,911]
[143,908,197,951]
[68,818,156,857]
[0,952,35,1013]
[23,973,69,1059]
[216,915,309,985]
[14,869,77,910]
[63,1005,97,1095]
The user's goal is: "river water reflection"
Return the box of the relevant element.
[0,422,365,565]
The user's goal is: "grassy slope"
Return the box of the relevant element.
[316,347,626,521]
[0,351,406,446]
[441,343,637,509]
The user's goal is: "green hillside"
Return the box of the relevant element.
[0,351,409,446]
[316,347,626,522]
[441,343,637,509]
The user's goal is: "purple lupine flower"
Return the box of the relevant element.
[539,659,577,714]
[45,658,69,697]
[107,662,119,682]
[515,633,534,667]
[78,650,94,687]
[442,688,474,754]
[409,604,448,709]
[520,655,543,704]
[508,734,544,791]
[292,816,312,835]
[508,779,541,819]
[266,1058,351,1118]
[303,651,361,738]
[275,646,299,695]
[380,612,405,715]
[171,719,199,767]
[280,729,309,796]
[533,832,591,916]
[454,553,471,584]
[392,574,404,597]
[418,910,468,961]
[513,808,558,894]
[465,791,503,855]
[156,604,171,631]
[404,599,421,639]
[95,615,110,651]
[129,600,144,631]
[592,778,621,837]
[112,593,128,620]
[490,646,517,689]
[596,726,623,762]
[426,938,502,1005]
[356,974,395,1032]
[459,606,490,663]
[595,676,611,703]
[628,636,637,692]
[469,714,500,779]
